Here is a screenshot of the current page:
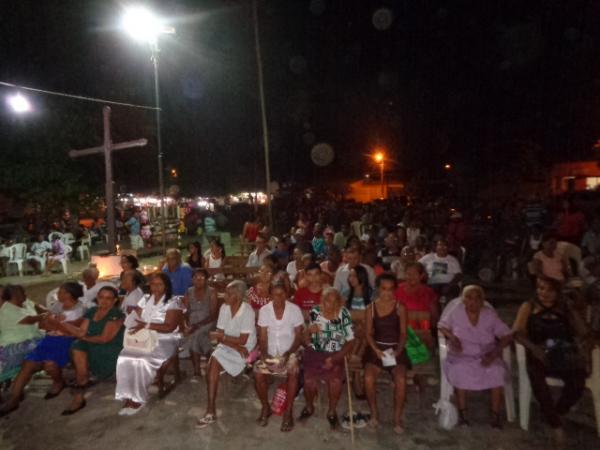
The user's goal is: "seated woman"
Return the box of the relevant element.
[197,280,256,428]
[0,286,44,388]
[395,262,440,330]
[183,268,218,381]
[254,283,304,431]
[530,234,568,282]
[247,263,273,311]
[300,287,355,429]
[346,265,373,312]
[513,276,590,441]
[54,286,124,415]
[364,273,409,434]
[115,272,184,416]
[120,270,145,314]
[391,246,416,282]
[0,282,85,416]
[438,285,513,428]
[203,239,225,270]
[187,241,204,269]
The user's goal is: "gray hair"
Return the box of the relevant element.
[82,267,99,280]
[165,248,181,258]
[226,280,247,301]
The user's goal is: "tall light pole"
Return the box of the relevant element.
[373,150,385,199]
[121,5,174,254]
[252,0,273,232]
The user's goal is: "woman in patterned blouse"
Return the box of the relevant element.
[299,287,355,429]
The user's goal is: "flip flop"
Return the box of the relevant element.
[327,413,339,430]
[196,414,216,429]
[280,414,294,432]
[256,410,272,427]
[298,406,314,422]
[61,399,87,416]
[44,385,65,400]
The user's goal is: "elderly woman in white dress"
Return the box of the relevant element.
[115,272,184,416]
[197,280,256,428]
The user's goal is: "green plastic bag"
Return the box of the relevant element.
[405,326,430,365]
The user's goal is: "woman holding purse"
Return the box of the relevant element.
[114,272,184,416]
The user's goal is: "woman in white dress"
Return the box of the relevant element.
[196,280,256,428]
[115,272,184,416]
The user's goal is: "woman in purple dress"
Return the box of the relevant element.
[438,285,513,428]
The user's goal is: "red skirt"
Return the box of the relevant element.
[303,347,345,383]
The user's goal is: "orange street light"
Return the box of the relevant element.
[372,149,386,198]
[444,163,452,171]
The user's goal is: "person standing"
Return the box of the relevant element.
[125,211,143,251]
[162,248,193,296]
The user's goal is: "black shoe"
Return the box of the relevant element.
[0,404,19,418]
[44,385,64,400]
[458,409,470,427]
[61,399,86,416]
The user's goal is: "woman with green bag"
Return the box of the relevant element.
[363,273,409,434]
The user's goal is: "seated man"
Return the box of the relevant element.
[162,248,193,297]
[27,234,52,274]
[45,234,67,275]
[418,239,462,299]
[197,280,256,429]
[80,267,116,310]
[254,283,304,431]
[246,233,272,268]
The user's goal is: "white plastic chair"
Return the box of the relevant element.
[438,333,516,422]
[61,245,72,274]
[48,232,64,242]
[6,243,27,276]
[516,342,600,436]
[77,244,90,261]
[62,232,76,246]
[45,288,59,310]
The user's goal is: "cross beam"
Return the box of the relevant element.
[70,106,147,254]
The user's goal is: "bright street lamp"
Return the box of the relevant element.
[372,149,386,198]
[120,5,175,254]
[7,93,31,114]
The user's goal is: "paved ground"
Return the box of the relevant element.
[0,357,598,450]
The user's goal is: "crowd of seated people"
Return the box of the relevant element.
[0,197,598,447]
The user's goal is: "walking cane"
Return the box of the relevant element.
[344,356,355,445]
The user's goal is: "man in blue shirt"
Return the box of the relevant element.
[162,248,193,296]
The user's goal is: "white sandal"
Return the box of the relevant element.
[196,414,216,429]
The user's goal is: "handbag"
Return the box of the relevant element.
[405,326,430,365]
[123,328,158,354]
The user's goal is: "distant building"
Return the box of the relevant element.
[551,161,600,194]
[346,176,405,203]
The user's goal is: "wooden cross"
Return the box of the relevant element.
[70,106,147,254]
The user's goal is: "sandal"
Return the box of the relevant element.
[44,384,65,400]
[196,414,216,429]
[490,411,503,429]
[458,409,470,427]
[61,399,87,416]
[280,412,294,432]
[256,409,272,427]
[298,406,314,422]
[327,413,339,430]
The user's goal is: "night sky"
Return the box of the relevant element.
[1,0,600,198]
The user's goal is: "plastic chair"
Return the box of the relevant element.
[48,232,64,242]
[516,342,600,436]
[77,244,90,261]
[438,334,516,422]
[6,243,27,276]
[62,232,76,245]
[61,245,72,274]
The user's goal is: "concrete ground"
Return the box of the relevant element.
[0,243,599,449]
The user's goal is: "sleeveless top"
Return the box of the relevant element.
[526,300,574,347]
[244,222,259,242]
[187,286,214,325]
[372,302,400,345]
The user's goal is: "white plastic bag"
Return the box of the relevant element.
[433,399,458,430]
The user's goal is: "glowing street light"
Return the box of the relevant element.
[7,93,31,114]
[372,149,386,198]
[120,5,175,254]
[444,163,452,171]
